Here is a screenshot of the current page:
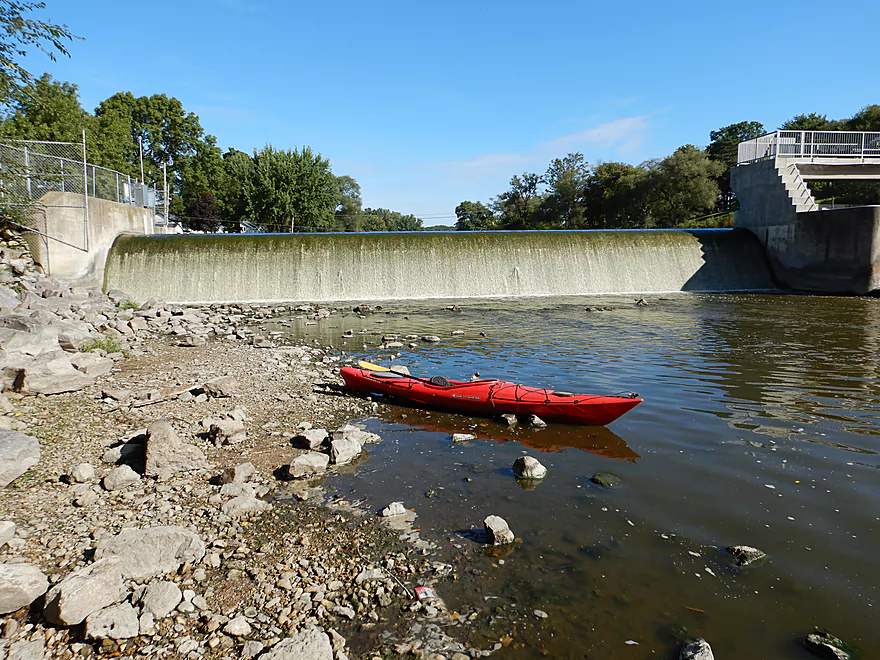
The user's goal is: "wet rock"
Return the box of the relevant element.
[145,420,207,476]
[726,545,766,566]
[140,581,182,618]
[204,375,238,397]
[0,429,40,487]
[527,414,547,428]
[288,452,330,479]
[590,472,621,488]
[421,336,441,343]
[43,557,125,625]
[500,413,517,427]
[218,462,256,484]
[102,465,140,491]
[0,563,49,614]
[484,515,514,545]
[352,304,372,314]
[70,462,95,483]
[680,637,714,660]
[94,526,205,580]
[331,424,381,446]
[209,418,247,446]
[222,495,271,518]
[636,298,648,306]
[804,630,855,659]
[261,627,334,660]
[291,429,329,450]
[329,437,362,465]
[85,602,139,640]
[224,615,252,637]
[512,456,547,480]
[380,502,407,517]
[451,433,476,444]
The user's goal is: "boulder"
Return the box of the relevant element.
[287,452,330,479]
[331,425,381,446]
[102,465,140,491]
[260,627,334,660]
[70,462,95,483]
[43,557,125,625]
[94,526,205,580]
[218,462,256,485]
[0,563,49,614]
[527,414,547,428]
[513,456,547,480]
[144,420,207,477]
[484,515,514,545]
[726,545,766,566]
[329,437,362,465]
[0,520,15,548]
[0,429,40,487]
[223,615,252,637]
[680,637,714,660]
[221,495,271,518]
[139,581,182,619]
[11,354,94,395]
[291,429,328,450]
[208,418,246,446]
[1,639,44,660]
[85,602,139,640]
[204,375,238,397]
[451,433,476,444]
[380,502,407,517]
[500,413,517,427]
[804,631,854,660]
[69,353,114,377]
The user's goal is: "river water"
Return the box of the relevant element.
[270,293,880,659]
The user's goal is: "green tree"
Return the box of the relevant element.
[645,145,723,226]
[584,161,650,228]
[0,1,80,108]
[455,200,495,230]
[779,113,841,131]
[492,172,544,229]
[0,72,92,141]
[216,148,253,230]
[245,144,339,232]
[847,105,880,131]
[361,207,423,231]
[335,175,363,231]
[185,191,222,232]
[707,121,765,210]
[536,152,589,229]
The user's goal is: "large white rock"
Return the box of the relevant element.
[331,425,381,446]
[291,429,328,450]
[11,354,94,395]
[221,495,271,518]
[94,526,205,580]
[102,465,140,491]
[329,437,362,465]
[223,615,252,637]
[0,563,49,614]
[0,520,15,548]
[144,420,206,477]
[85,602,140,640]
[218,462,256,484]
[287,452,330,478]
[208,418,246,446]
[204,375,238,397]
[484,515,514,545]
[43,557,125,625]
[512,456,547,480]
[1,638,45,660]
[69,353,114,377]
[0,429,40,487]
[139,580,182,618]
[260,627,334,660]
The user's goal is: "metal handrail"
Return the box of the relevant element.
[737,131,880,165]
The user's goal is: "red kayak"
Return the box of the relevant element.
[340,366,642,425]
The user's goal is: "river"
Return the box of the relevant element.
[268,293,880,659]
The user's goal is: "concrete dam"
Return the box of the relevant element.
[103,229,775,304]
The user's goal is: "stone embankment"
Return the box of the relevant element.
[0,232,483,660]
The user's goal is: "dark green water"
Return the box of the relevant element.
[268,293,880,659]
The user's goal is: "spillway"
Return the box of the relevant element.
[103,229,776,304]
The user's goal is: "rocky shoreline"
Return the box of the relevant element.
[0,232,486,660]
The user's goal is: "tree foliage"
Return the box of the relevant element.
[455,200,495,230]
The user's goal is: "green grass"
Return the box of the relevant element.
[119,300,141,310]
[81,337,123,353]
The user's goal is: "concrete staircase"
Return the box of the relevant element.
[778,162,818,212]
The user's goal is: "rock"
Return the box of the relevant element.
[291,429,328,450]
[451,433,476,444]
[220,483,255,498]
[102,465,140,491]
[140,581,182,618]
[287,452,330,479]
[332,605,355,620]
[178,334,206,347]
[380,502,407,517]
[138,611,156,636]
[70,462,95,483]
[11,354,95,395]
[680,637,714,660]
[221,495,271,518]
[484,515,514,545]
[389,365,411,375]
[69,352,114,377]
[3,639,44,660]
[0,563,49,614]
[804,631,855,660]
[218,462,256,484]
[329,437,362,465]
[204,375,238,397]
[43,557,125,625]
[223,615,252,637]
[352,304,372,313]
[726,545,766,566]
[421,335,441,343]
[85,602,139,640]
[512,456,547,480]
[0,429,40,487]
[527,414,547,428]
[101,388,131,402]
[94,526,205,580]
[241,640,265,658]
[209,418,246,446]
[260,627,334,660]
[330,424,381,446]
[144,420,207,477]
[0,520,15,548]
[590,472,621,489]
[500,413,517,427]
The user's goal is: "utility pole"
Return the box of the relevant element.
[162,162,169,226]
[138,136,145,207]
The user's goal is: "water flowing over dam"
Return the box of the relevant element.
[104,229,775,304]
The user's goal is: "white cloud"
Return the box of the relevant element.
[540,116,648,155]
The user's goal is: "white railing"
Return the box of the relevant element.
[737,131,880,164]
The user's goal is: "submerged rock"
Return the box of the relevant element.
[527,414,547,428]
[680,637,714,660]
[590,472,621,488]
[484,515,514,545]
[727,545,766,566]
[804,630,855,659]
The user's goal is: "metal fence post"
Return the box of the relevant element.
[23,145,31,199]
[82,130,89,252]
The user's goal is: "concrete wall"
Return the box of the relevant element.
[732,161,880,294]
[24,191,169,284]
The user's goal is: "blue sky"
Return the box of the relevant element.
[34,0,880,225]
